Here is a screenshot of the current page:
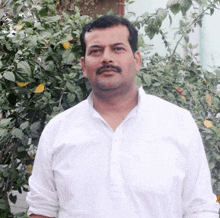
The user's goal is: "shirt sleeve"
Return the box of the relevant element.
[182,118,219,217]
[26,121,60,217]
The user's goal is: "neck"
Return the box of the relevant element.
[92,85,138,115]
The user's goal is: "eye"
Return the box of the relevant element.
[89,48,102,55]
[113,47,124,51]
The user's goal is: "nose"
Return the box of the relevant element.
[101,48,113,64]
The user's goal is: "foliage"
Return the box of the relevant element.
[0,0,92,215]
[0,0,220,216]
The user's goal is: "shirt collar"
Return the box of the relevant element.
[87,85,146,118]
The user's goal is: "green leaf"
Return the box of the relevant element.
[67,93,76,103]
[0,129,8,139]
[0,199,9,210]
[179,20,186,27]
[13,3,23,16]
[143,74,152,86]
[11,128,24,140]
[23,186,29,192]
[153,82,161,87]
[198,21,202,28]
[18,186,22,194]
[3,71,15,82]
[0,118,12,128]
[168,14,173,27]
[170,3,181,15]
[66,81,76,93]
[21,135,29,145]
[106,9,114,15]
[20,121,29,130]
[62,51,75,64]
[145,27,157,40]
[194,0,207,5]
[167,0,179,8]
[5,43,12,51]
[184,35,189,43]
[157,8,167,21]
[17,61,31,75]
[39,8,47,16]
[148,17,162,29]
[9,193,17,204]
[75,86,83,101]
[180,0,192,16]
[47,4,56,13]
[32,4,42,11]
[214,68,220,76]
[16,61,31,82]
[43,61,55,72]
[28,35,37,47]
[210,8,214,16]
[30,121,41,136]
[14,212,27,218]
[0,9,4,19]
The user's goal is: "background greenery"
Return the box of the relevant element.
[0,0,219,217]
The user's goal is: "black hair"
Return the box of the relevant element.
[80,15,138,57]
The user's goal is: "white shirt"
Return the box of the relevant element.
[26,86,219,218]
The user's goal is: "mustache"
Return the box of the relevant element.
[96,64,122,75]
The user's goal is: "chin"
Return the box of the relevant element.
[95,82,121,92]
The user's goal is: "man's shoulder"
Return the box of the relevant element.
[143,92,189,116]
[141,91,195,130]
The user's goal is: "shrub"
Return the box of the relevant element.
[0,0,91,215]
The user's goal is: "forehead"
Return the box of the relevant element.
[84,25,130,47]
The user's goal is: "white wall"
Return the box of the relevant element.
[200,11,220,70]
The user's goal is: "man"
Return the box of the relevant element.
[26,15,219,217]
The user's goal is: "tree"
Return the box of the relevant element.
[0,0,92,216]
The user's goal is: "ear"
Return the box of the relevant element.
[80,57,88,78]
[134,50,142,72]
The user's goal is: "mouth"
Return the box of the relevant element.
[100,68,118,74]
[96,64,122,75]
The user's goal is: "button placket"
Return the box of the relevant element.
[109,125,124,194]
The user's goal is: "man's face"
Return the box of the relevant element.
[80,25,141,93]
